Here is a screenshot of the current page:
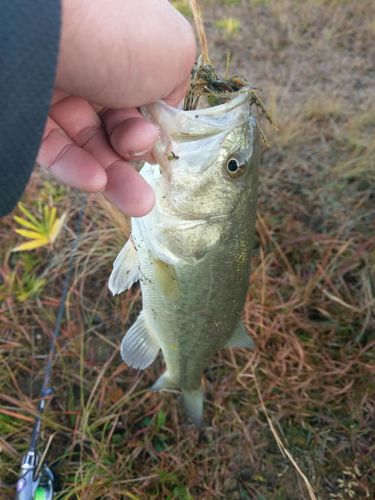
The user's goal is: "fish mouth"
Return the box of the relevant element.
[142,92,251,167]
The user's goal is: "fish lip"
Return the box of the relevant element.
[172,89,250,119]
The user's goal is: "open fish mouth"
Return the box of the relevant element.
[142,90,253,167]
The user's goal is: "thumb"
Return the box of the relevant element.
[56,0,196,109]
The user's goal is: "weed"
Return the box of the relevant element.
[12,202,66,252]
[171,1,192,18]
[214,17,241,35]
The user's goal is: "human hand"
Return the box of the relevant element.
[37,0,196,216]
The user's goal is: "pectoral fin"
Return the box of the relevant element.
[121,312,160,369]
[109,238,139,295]
[226,321,254,349]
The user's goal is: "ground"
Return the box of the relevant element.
[0,0,374,498]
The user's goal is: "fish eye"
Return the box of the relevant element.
[226,157,246,179]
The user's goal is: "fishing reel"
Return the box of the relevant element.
[16,451,55,500]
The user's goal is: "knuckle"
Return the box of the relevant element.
[73,125,102,148]
[49,142,76,169]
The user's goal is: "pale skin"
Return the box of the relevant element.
[37,0,196,216]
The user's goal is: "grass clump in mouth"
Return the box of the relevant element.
[184,58,273,115]
[185,1,274,139]
[183,58,275,145]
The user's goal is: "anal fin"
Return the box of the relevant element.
[109,237,139,295]
[121,312,160,369]
[151,372,176,392]
[225,321,254,349]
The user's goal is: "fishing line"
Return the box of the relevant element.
[15,197,86,500]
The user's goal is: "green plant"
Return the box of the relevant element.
[214,17,241,34]
[12,202,66,252]
[172,0,192,18]
[13,271,46,302]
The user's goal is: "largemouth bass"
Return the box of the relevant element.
[109,91,260,427]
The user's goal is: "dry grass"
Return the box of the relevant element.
[1,0,375,498]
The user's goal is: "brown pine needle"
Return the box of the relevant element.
[252,367,317,500]
[189,0,210,63]
[225,51,231,80]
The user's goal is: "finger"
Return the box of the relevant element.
[102,108,158,160]
[51,96,121,166]
[51,89,69,105]
[50,96,102,145]
[50,97,155,216]
[37,117,107,192]
[105,162,155,217]
[39,117,155,216]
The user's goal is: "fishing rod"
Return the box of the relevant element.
[15,200,86,500]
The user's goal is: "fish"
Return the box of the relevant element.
[109,90,260,427]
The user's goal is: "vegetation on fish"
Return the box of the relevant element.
[184,58,274,144]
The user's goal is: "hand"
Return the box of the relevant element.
[37,0,195,216]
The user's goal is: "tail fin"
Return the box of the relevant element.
[182,386,204,429]
[151,374,204,429]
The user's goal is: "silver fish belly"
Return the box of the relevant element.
[109,92,260,427]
